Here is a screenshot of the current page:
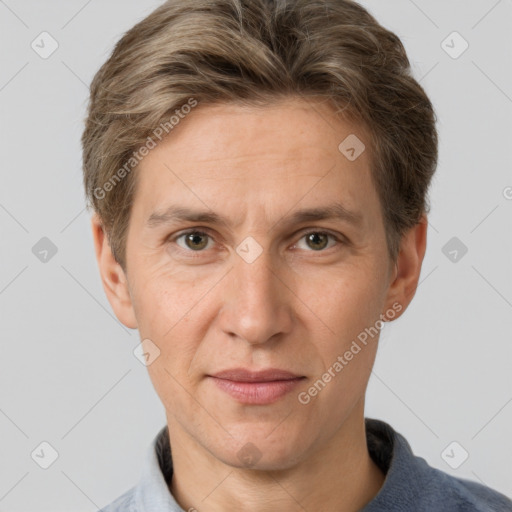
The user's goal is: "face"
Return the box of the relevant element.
[93,97,425,470]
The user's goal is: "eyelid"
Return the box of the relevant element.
[168,227,346,253]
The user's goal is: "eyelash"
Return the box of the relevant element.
[168,228,345,257]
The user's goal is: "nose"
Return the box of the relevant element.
[218,245,294,345]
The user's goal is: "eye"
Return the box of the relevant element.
[169,228,344,255]
[293,231,340,252]
[175,230,214,251]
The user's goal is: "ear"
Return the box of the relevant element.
[383,214,428,321]
[91,214,138,329]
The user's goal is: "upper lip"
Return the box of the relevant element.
[210,368,304,382]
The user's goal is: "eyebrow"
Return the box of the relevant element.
[145,203,364,232]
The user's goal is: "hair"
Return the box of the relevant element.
[82,0,438,271]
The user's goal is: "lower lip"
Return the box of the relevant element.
[209,377,304,405]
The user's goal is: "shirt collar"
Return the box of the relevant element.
[361,418,429,511]
[134,418,427,512]
[134,424,181,511]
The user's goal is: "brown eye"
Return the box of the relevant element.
[177,231,212,251]
[305,232,330,251]
[294,231,339,252]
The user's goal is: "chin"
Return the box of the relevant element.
[212,431,308,471]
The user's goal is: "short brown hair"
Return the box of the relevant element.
[82,0,438,270]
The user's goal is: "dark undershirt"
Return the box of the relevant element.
[155,417,394,490]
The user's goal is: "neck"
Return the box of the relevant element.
[165,402,384,512]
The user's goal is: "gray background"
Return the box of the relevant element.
[1,0,511,510]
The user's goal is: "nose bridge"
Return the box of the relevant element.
[221,242,292,344]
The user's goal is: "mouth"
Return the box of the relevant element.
[207,368,306,405]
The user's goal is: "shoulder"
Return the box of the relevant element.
[421,468,512,512]
[98,486,137,512]
[364,418,512,512]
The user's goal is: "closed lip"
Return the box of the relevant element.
[209,368,304,382]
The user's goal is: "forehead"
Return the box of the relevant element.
[148,98,368,168]
[131,97,380,229]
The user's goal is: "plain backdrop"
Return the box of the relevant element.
[0,0,511,510]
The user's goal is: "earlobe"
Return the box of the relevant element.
[91,214,138,330]
[383,215,428,320]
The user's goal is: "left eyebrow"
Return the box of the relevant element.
[145,202,364,231]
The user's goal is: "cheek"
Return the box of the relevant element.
[293,264,386,406]
[142,306,200,416]
[130,287,192,401]
[131,259,196,336]
[296,262,386,339]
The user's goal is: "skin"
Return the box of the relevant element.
[92,97,427,512]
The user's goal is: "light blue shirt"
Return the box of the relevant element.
[99,418,512,511]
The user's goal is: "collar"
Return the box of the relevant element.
[133,418,427,511]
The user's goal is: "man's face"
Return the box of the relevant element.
[98,98,417,469]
